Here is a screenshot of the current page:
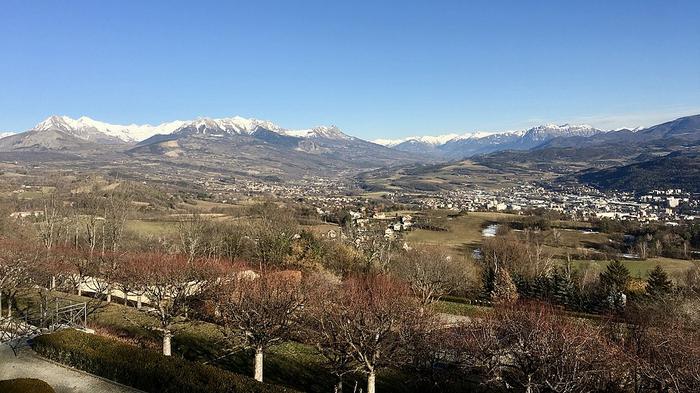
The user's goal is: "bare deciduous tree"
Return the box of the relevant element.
[125,253,220,356]
[322,274,431,393]
[214,270,306,382]
[302,272,355,393]
[456,303,627,393]
[391,246,474,308]
[38,193,65,252]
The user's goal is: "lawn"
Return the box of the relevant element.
[433,300,490,318]
[569,257,699,279]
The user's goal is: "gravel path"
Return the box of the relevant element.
[0,343,142,393]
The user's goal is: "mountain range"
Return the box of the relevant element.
[0,115,608,160]
[5,115,354,144]
[361,114,700,193]
[0,115,416,179]
[374,124,604,158]
[1,113,699,192]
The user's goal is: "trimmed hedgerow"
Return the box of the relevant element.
[32,329,298,393]
[0,378,55,393]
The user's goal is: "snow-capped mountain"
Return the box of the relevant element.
[379,124,603,158]
[172,118,352,140]
[283,126,352,140]
[374,134,461,147]
[28,115,352,143]
[521,124,600,142]
[34,115,187,143]
[0,131,15,139]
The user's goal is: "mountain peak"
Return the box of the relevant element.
[29,114,353,143]
[382,123,605,158]
[283,125,351,140]
[33,115,187,142]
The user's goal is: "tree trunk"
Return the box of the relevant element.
[0,291,3,317]
[367,370,376,393]
[254,346,264,382]
[7,299,11,318]
[51,276,56,290]
[163,331,172,356]
[334,378,343,393]
[137,294,142,309]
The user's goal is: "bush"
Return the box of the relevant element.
[0,379,55,393]
[32,329,299,393]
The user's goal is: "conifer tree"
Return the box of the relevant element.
[646,265,673,299]
[599,260,630,312]
[551,268,574,308]
[600,260,630,292]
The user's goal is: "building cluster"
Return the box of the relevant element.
[384,184,699,223]
[201,174,699,226]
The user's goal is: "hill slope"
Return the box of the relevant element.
[576,150,700,193]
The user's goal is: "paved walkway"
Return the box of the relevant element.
[0,343,141,393]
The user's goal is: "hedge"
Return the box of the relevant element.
[32,329,299,393]
[0,378,55,393]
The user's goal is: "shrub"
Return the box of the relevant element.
[32,329,299,393]
[0,379,55,393]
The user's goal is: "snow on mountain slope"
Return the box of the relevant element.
[181,116,284,135]
[383,124,604,158]
[374,133,461,147]
[282,126,352,140]
[0,131,15,139]
[379,124,600,147]
[34,115,186,143]
[521,124,600,141]
[31,115,352,143]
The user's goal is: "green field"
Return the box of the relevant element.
[569,257,699,279]
[404,211,520,250]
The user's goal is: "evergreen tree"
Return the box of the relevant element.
[511,273,532,299]
[646,265,673,299]
[530,274,550,300]
[551,268,574,308]
[600,260,630,292]
[599,260,630,312]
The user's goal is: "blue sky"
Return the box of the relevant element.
[1,0,699,139]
